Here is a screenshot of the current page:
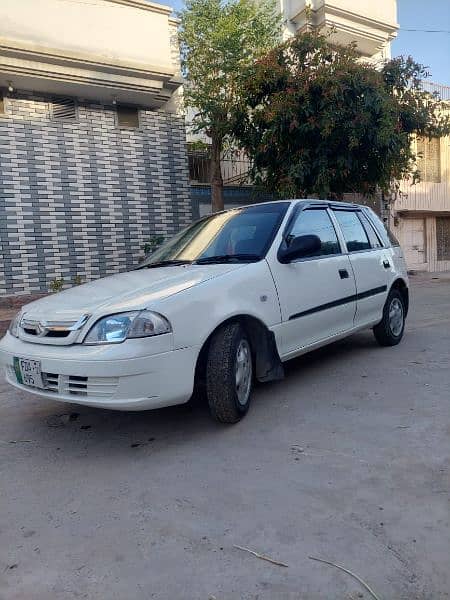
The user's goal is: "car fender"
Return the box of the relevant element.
[148,260,282,351]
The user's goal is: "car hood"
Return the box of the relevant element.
[21,264,245,320]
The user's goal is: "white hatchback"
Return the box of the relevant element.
[0,200,409,423]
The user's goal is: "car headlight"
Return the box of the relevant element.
[8,312,22,338]
[83,310,172,345]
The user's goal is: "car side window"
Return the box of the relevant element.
[358,213,383,249]
[366,210,400,247]
[288,209,341,257]
[333,210,371,252]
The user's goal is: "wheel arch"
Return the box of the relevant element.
[194,315,284,387]
[390,278,409,316]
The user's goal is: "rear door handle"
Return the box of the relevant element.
[339,269,349,279]
[383,260,391,269]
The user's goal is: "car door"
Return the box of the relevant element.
[270,205,357,358]
[331,208,391,328]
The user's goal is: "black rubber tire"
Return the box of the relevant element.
[373,288,405,347]
[205,322,253,423]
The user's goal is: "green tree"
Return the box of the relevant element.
[178,0,281,212]
[233,32,450,200]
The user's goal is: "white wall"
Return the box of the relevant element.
[395,135,450,214]
[0,0,174,71]
[0,0,182,110]
[283,0,398,57]
[287,0,397,29]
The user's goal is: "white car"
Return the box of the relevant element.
[0,200,409,423]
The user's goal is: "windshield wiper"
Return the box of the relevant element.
[142,259,192,269]
[195,254,261,264]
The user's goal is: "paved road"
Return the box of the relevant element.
[1,277,449,600]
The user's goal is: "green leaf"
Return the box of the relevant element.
[233,31,450,198]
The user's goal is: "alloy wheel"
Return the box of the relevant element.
[235,339,252,406]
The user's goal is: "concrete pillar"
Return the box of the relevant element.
[425,216,437,272]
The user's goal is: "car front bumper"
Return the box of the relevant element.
[0,332,199,411]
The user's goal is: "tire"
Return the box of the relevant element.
[373,288,405,347]
[206,322,253,423]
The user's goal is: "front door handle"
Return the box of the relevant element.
[339,269,349,279]
[383,260,391,269]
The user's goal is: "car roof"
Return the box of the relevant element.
[239,198,364,210]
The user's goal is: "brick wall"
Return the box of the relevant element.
[0,92,192,295]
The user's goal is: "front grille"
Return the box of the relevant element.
[42,372,59,392]
[19,314,90,345]
[66,375,88,396]
[23,326,70,338]
[46,330,71,338]
[15,369,119,399]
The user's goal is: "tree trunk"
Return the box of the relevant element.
[210,134,224,212]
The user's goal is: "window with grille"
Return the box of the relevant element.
[52,97,77,121]
[117,106,139,128]
[416,137,441,183]
[437,217,450,261]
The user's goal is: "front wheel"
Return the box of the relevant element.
[373,288,405,346]
[206,322,253,423]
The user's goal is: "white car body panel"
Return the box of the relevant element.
[149,260,281,351]
[345,249,390,328]
[1,334,198,410]
[0,199,409,411]
[269,253,357,356]
[18,264,243,327]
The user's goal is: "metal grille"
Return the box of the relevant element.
[187,145,252,185]
[437,217,450,261]
[188,147,210,183]
[416,137,441,183]
[421,81,450,102]
[52,97,77,120]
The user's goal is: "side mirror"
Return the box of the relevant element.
[278,234,321,264]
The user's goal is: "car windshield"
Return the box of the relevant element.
[140,203,290,267]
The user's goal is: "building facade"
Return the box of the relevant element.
[281,3,450,272]
[0,0,191,296]
[390,85,450,272]
[278,0,398,59]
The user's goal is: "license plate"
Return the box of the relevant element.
[13,357,44,389]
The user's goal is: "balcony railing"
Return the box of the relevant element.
[421,81,450,102]
[187,147,252,185]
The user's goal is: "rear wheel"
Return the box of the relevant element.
[206,322,253,423]
[373,288,405,346]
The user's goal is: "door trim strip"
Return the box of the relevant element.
[289,285,387,321]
